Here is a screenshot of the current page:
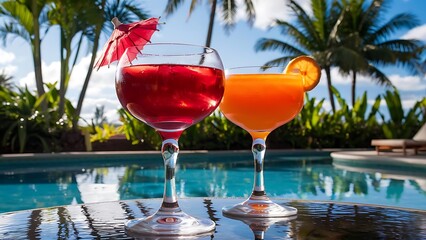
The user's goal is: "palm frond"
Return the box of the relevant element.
[328,1,346,46]
[242,0,255,24]
[402,58,426,76]
[376,39,422,53]
[367,13,420,44]
[188,0,200,16]
[311,0,327,40]
[263,57,298,67]
[333,46,369,73]
[0,71,14,90]
[392,52,424,75]
[2,0,34,32]
[222,0,237,31]
[358,0,387,32]
[164,0,186,16]
[38,3,51,30]
[289,0,321,45]
[0,22,30,43]
[415,58,426,75]
[254,38,306,56]
[275,20,317,51]
[366,64,392,87]
[367,40,424,75]
[363,44,398,65]
[103,0,149,34]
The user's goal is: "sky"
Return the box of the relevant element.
[0,0,425,124]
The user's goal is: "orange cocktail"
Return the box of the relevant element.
[220,57,321,218]
[220,73,304,140]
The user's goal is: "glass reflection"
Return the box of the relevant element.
[224,213,296,239]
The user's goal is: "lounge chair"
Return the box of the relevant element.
[371,123,426,155]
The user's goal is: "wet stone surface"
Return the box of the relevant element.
[0,198,425,239]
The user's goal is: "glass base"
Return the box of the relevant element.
[125,208,215,237]
[222,195,297,218]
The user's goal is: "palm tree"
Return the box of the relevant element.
[72,0,149,130]
[92,105,108,127]
[0,70,13,90]
[255,0,345,113]
[336,0,423,106]
[0,0,50,111]
[47,0,102,117]
[164,0,255,47]
[47,0,148,129]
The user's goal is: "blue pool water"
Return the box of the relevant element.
[0,151,425,213]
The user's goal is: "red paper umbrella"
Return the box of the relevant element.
[94,17,159,70]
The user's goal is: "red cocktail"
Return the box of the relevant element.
[116,64,224,139]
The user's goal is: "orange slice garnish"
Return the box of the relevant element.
[284,56,321,91]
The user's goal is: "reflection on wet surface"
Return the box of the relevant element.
[0,198,425,239]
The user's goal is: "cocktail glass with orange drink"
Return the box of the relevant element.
[220,56,321,217]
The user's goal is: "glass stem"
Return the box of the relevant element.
[251,138,266,197]
[160,138,180,210]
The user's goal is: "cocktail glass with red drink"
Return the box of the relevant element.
[116,43,224,236]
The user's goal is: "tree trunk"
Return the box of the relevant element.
[73,0,106,130]
[31,1,47,112]
[351,70,357,106]
[73,27,102,129]
[58,29,65,116]
[325,67,336,113]
[205,0,217,47]
[58,29,71,117]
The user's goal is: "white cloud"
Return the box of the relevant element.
[318,67,426,91]
[18,72,37,89]
[79,97,120,124]
[318,67,354,86]
[0,48,15,64]
[250,0,291,29]
[390,74,426,91]
[69,54,120,122]
[17,53,121,123]
[401,24,426,42]
[401,98,422,110]
[0,48,17,78]
[75,56,120,123]
[232,0,311,30]
[18,61,60,88]
[1,65,17,76]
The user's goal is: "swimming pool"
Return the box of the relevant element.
[0,151,425,213]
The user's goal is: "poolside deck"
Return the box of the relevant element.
[1,149,425,170]
[331,150,426,169]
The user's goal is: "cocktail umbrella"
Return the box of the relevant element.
[94,17,159,70]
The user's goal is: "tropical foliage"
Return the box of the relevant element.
[0,71,14,90]
[1,80,423,153]
[117,108,161,149]
[0,0,149,130]
[116,88,425,150]
[380,89,426,139]
[0,84,74,153]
